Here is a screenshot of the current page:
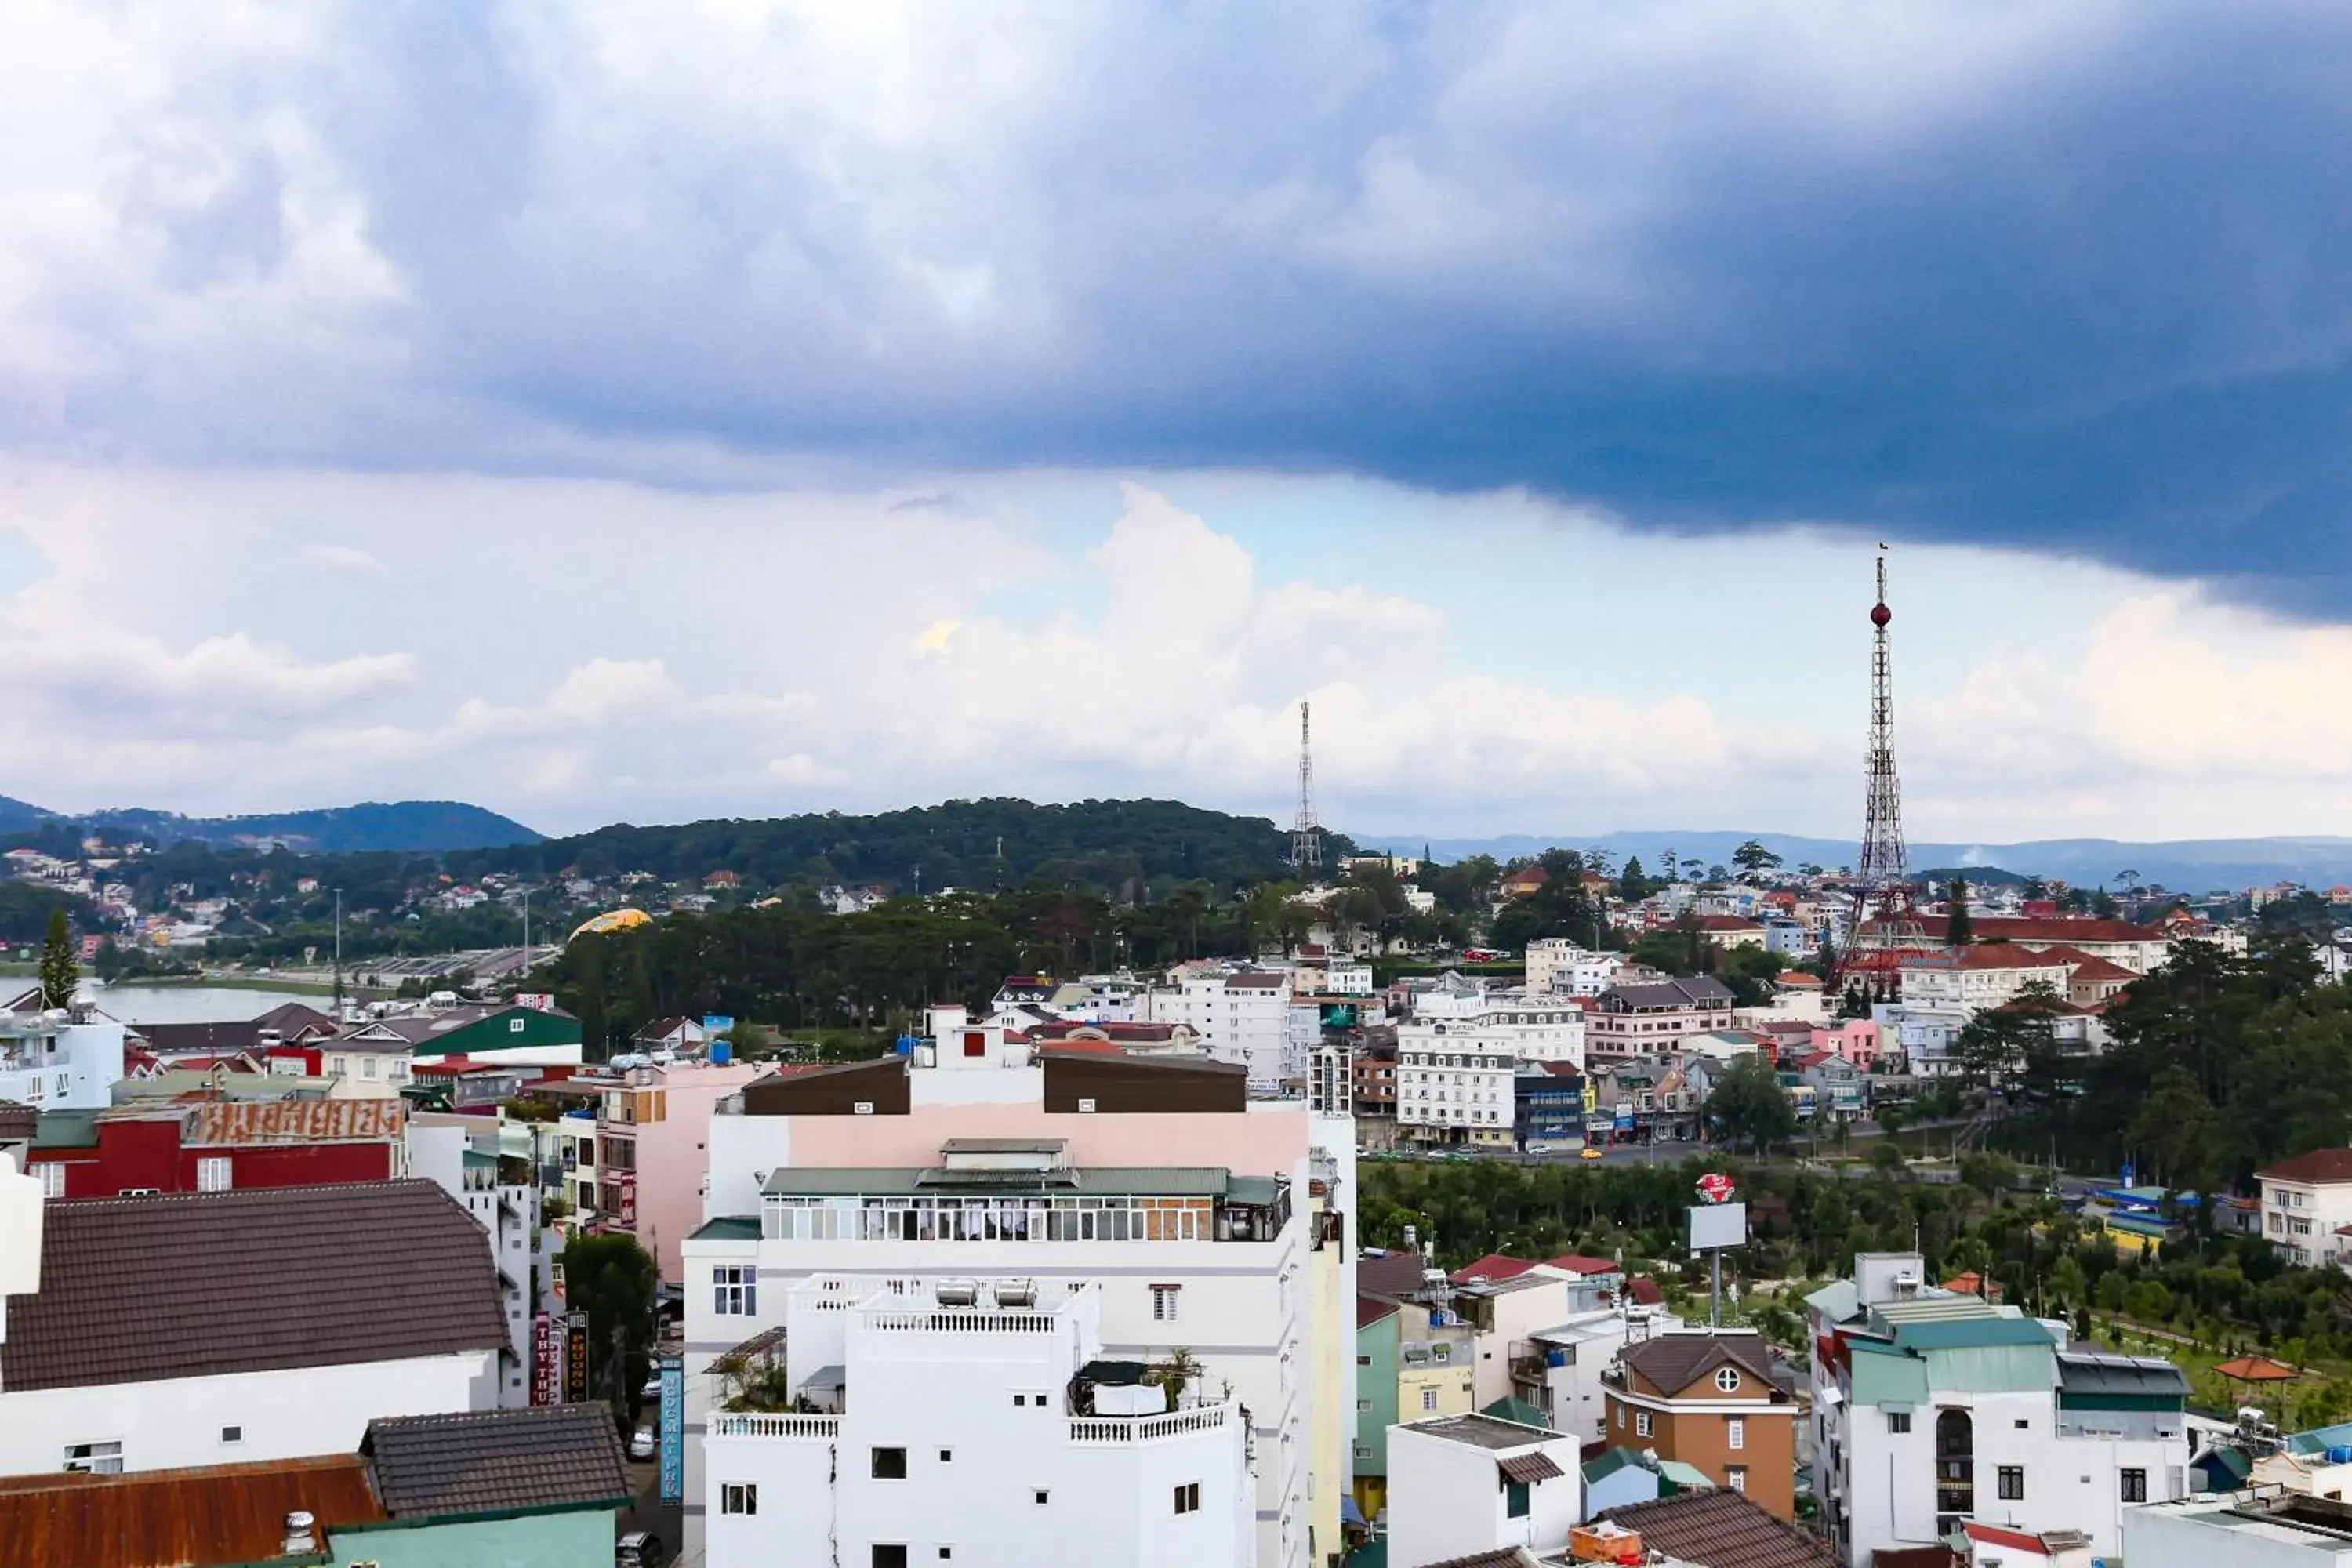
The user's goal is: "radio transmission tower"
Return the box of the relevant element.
[1290,701,1323,876]
[1842,546,1922,993]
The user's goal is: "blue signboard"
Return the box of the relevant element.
[658,1354,685,1503]
[1613,1104,1635,1131]
[702,1014,735,1039]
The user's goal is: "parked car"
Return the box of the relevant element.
[617,1530,667,1566]
[629,1425,655,1460]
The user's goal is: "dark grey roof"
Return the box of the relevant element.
[0,1181,506,1393]
[1399,1412,1555,1451]
[1603,977,1735,1010]
[0,1099,35,1144]
[2057,1347,2191,1398]
[364,1404,631,1519]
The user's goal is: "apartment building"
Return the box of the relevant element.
[1601,1330,1799,1519]
[703,1276,1253,1568]
[1154,968,1297,1086]
[408,1112,547,1409]
[683,1010,1345,1568]
[2256,1148,2352,1267]
[1587,978,1735,1063]
[1526,939,1625,998]
[1806,1251,2190,1566]
[1397,992,1588,1149]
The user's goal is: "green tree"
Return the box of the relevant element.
[1705,1054,1800,1155]
[38,908,77,1009]
[1617,857,1650,902]
[1732,840,1783,881]
[561,1233,660,1422]
[2049,1254,2086,1309]
[1946,877,1974,946]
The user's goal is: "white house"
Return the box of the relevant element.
[2125,1491,2352,1568]
[1896,948,2078,1015]
[1384,1412,1582,1568]
[0,1174,506,1477]
[1526,940,1625,999]
[1806,1251,2190,1567]
[2255,1149,2352,1268]
[703,1276,1252,1568]
[0,1006,125,1112]
[682,1010,1343,1568]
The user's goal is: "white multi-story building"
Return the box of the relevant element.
[1806,1251,2191,1567]
[0,1005,124,1112]
[2255,1149,2352,1267]
[682,1009,1343,1568]
[0,1169,506,1477]
[409,1112,547,1409]
[704,1276,1252,1568]
[1896,949,2078,1016]
[1152,969,1296,1086]
[1396,991,1587,1148]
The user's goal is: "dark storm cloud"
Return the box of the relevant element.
[23,2,2352,608]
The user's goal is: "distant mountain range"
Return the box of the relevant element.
[0,797,543,855]
[1365,829,2352,895]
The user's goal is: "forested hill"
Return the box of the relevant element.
[451,798,1354,897]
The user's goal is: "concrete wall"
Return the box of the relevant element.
[1387,1424,1581,1568]
[0,1352,489,1476]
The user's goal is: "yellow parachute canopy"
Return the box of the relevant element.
[568,908,653,941]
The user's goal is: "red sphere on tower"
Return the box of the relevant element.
[1871,601,1892,628]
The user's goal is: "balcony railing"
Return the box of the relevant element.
[710,1412,840,1439]
[1067,1403,1236,1444]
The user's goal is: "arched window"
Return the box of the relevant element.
[1935,1409,1974,1531]
[1715,1367,1742,1393]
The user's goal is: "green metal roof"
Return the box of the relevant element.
[1484,1396,1551,1430]
[689,1216,762,1241]
[1656,1460,1713,1490]
[1584,1446,1641,1483]
[31,1109,97,1149]
[760,1165,1242,1199]
[1889,1316,2053,1350]
[2057,1349,2190,1400]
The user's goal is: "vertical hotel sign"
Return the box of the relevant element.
[658,1354,685,1502]
[563,1310,592,1404]
[530,1312,561,1406]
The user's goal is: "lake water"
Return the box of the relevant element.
[81,983,328,1025]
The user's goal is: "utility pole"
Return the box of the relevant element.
[332,889,343,1014]
[521,887,532,984]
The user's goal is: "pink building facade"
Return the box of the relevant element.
[1809,1018,1885,1071]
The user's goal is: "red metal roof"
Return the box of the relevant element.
[0,1454,385,1567]
[1451,1254,1540,1285]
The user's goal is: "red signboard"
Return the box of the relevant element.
[1694,1172,1737,1205]
[619,1170,637,1228]
[531,1312,561,1406]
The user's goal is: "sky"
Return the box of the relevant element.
[6,2,2352,843]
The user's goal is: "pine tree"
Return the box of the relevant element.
[38,907,78,1010]
[1947,876,1975,945]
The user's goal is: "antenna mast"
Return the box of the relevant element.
[1842,546,1922,994]
[1290,701,1323,876]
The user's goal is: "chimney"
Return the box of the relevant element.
[284,1512,317,1555]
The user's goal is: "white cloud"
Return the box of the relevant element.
[303,542,383,572]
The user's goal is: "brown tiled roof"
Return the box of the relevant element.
[0,1454,385,1568]
[0,1180,507,1393]
[1358,1248,1432,1301]
[1358,1293,1403,1331]
[1499,1450,1565,1484]
[2258,1148,2352,1186]
[363,1404,632,1519]
[1424,1552,1537,1568]
[1618,1330,1784,1397]
[0,1098,35,1144]
[1600,1489,1838,1568]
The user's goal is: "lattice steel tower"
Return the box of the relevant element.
[1290,700,1323,875]
[1856,547,1919,939]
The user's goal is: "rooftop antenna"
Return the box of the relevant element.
[1841,544,1922,996]
[1290,701,1323,877]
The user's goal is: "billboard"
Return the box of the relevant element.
[619,1171,637,1228]
[1689,1200,1749,1252]
[658,1354,686,1502]
[563,1311,592,1404]
[702,1014,735,1038]
[514,993,558,1012]
[531,1312,561,1406]
[1613,1104,1635,1131]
